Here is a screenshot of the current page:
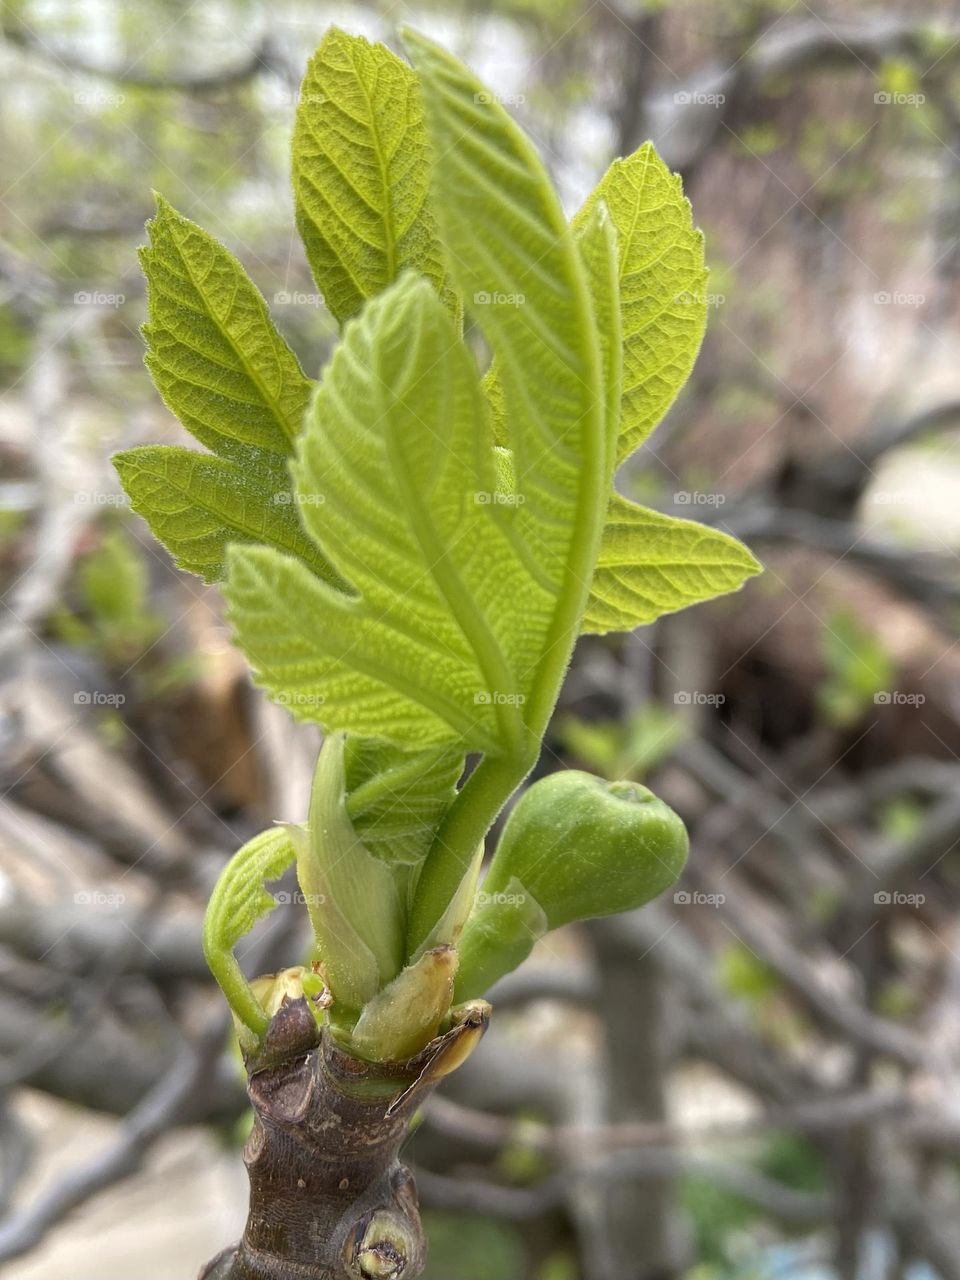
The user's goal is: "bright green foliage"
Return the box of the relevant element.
[556,704,688,781]
[293,28,450,324]
[113,446,333,584]
[202,827,297,1036]
[405,29,609,671]
[344,739,464,868]
[585,494,761,633]
[120,26,761,1057]
[574,143,708,464]
[140,197,309,456]
[116,196,342,587]
[226,275,560,752]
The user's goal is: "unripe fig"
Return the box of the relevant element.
[483,771,688,930]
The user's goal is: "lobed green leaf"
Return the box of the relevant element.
[583,493,761,634]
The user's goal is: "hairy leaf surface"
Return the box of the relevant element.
[293,27,449,324]
[226,276,546,752]
[141,196,310,458]
[344,738,464,867]
[114,445,334,584]
[202,827,296,1032]
[583,493,761,634]
[404,29,610,734]
[574,143,707,464]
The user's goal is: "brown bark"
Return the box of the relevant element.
[200,996,488,1280]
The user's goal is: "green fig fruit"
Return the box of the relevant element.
[482,771,688,930]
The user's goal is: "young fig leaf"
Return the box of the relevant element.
[202,827,297,1037]
[293,27,451,324]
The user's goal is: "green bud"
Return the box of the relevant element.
[349,945,458,1063]
[291,734,407,1014]
[483,772,688,930]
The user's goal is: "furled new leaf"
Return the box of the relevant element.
[403,29,610,735]
[583,493,761,634]
[344,738,464,868]
[293,27,450,325]
[574,142,708,464]
[202,827,297,1035]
